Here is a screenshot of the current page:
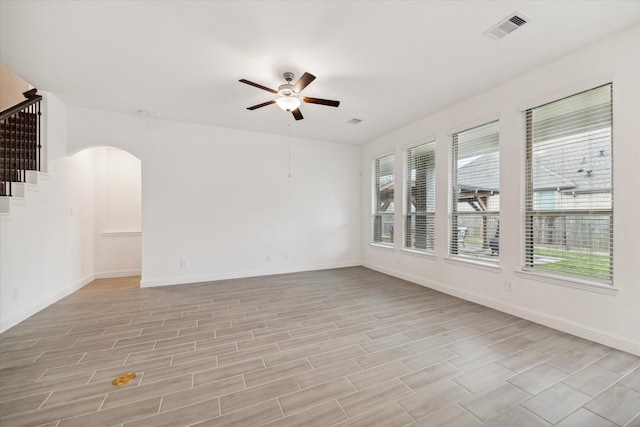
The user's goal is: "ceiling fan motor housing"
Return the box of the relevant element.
[278,83,297,98]
[276,74,300,111]
[278,72,299,99]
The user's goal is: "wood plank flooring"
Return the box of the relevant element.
[1,267,639,426]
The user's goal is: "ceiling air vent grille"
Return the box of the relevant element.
[486,11,532,40]
[347,118,363,125]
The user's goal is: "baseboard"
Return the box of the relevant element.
[140,260,362,288]
[95,269,141,279]
[0,274,95,334]
[363,261,640,356]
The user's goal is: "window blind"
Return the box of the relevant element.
[372,153,395,245]
[524,84,613,283]
[404,141,436,252]
[451,121,500,262]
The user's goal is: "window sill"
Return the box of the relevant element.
[371,243,395,252]
[515,270,619,296]
[444,256,501,273]
[402,248,437,260]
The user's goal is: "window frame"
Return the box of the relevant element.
[522,83,613,285]
[371,152,395,247]
[449,120,501,264]
[403,140,436,254]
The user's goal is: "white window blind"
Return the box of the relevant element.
[524,84,613,283]
[404,141,435,252]
[372,153,395,246]
[451,121,500,262]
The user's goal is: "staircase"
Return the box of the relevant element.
[1,89,42,198]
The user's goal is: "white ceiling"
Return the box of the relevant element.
[1,1,639,145]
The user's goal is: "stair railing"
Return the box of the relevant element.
[0,89,42,197]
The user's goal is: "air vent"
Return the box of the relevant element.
[347,118,363,125]
[485,11,532,40]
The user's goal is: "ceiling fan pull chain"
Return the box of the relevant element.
[288,122,292,179]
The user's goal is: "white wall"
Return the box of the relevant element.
[68,110,362,287]
[0,93,96,332]
[361,25,640,355]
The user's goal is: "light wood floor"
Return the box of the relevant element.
[1,267,639,426]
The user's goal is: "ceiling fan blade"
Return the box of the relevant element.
[294,72,316,93]
[292,108,304,121]
[303,97,340,107]
[239,79,278,94]
[247,100,276,110]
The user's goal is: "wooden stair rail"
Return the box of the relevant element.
[1,89,43,197]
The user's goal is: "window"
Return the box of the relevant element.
[404,141,435,252]
[372,153,394,246]
[450,121,500,262]
[524,84,613,283]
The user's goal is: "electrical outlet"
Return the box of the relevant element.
[505,281,514,292]
[179,260,188,269]
[266,255,271,261]
[284,253,289,261]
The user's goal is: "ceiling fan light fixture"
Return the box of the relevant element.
[276,96,301,112]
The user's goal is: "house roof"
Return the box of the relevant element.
[1,1,638,145]
[532,136,612,193]
[455,151,580,193]
[458,153,500,193]
[456,141,612,194]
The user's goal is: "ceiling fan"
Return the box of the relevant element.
[239,72,340,120]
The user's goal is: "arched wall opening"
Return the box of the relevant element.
[71,146,142,280]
